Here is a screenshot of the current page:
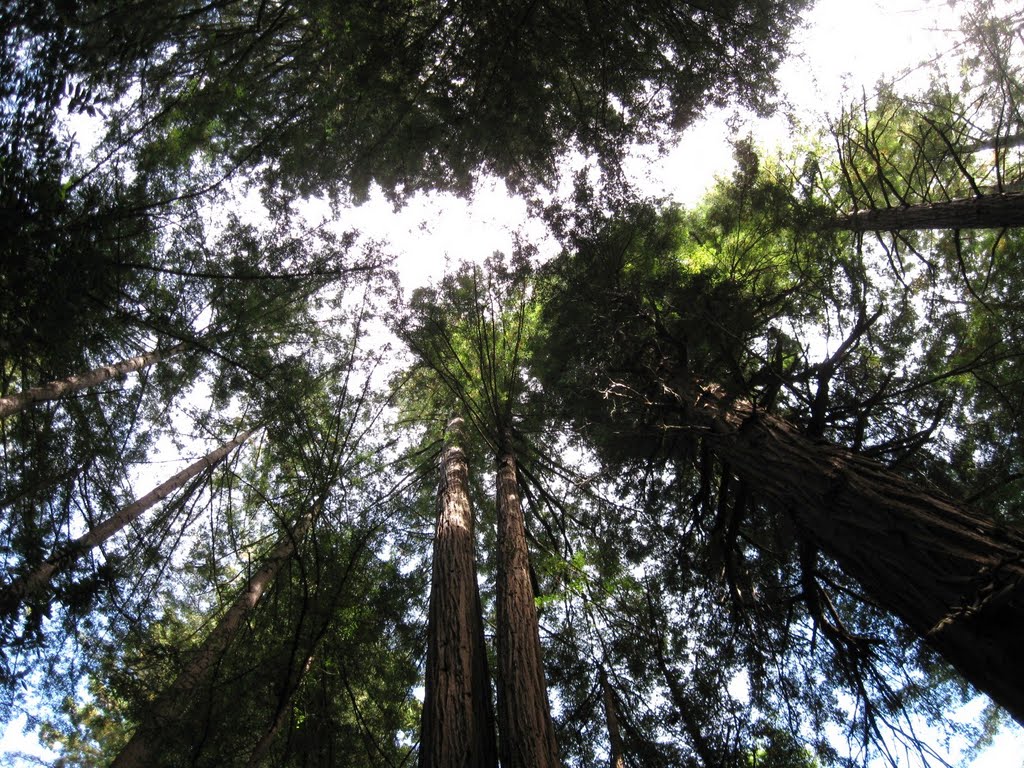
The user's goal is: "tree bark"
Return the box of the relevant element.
[599,667,626,768]
[111,502,316,768]
[495,446,561,768]
[0,341,189,420]
[418,418,498,768]
[830,190,1024,231]
[650,378,1024,725]
[0,430,252,614]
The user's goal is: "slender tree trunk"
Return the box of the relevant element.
[0,430,252,614]
[830,190,1024,231]
[599,667,626,768]
[111,502,316,768]
[644,585,721,767]
[248,518,377,766]
[247,653,316,768]
[0,341,189,420]
[655,378,1024,725]
[495,445,560,768]
[419,418,498,768]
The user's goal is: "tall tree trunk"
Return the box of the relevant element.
[653,378,1024,725]
[829,190,1024,231]
[599,667,626,768]
[111,502,316,768]
[495,445,560,768]
[418,418,498,768]
[0,430,252,614]
[0,341,190,420]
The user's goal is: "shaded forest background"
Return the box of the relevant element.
[2,0,1024,765]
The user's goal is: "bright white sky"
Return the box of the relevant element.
[5,1,1024,765]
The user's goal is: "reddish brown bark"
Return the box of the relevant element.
[652,378,1024,724]
[111,503,316,768]
[831,190,1024,231]
[0,430,252,614]
[0,342,189,420]
[419,419,498,768]
[495,447,561,768]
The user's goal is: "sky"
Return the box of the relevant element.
[4,1,1024,765]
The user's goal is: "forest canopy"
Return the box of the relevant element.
[1,0,1024,766]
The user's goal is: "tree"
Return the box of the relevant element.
[808,4,1024,234]
[418,417,498,768]
[494,443,561,768]
[111,496,318,768]
[0,428,252,617]
[0,342,191,421]
[535,198,1024,732]
[60,0,809,200]
[829,191,1024,231]
[599,667,626,768]
[400,256,562,767]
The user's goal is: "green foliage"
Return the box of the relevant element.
[396,250,541,456]
[5,2,1024,767]
[60,0,808,200]
[531,181,1023,764]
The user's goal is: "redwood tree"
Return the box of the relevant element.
[400,255,562,766]
[536,199,1024,732]
[0,429,252,616]
[495,443,561,768]
[418,418,498,768]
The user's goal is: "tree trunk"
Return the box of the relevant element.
[248,513,377,766]
[0,430,252,614]
[644,584,722,767]
[960,132,1024,156]
[599,667,626,768]
[830,190,1024,231]
[247,652,316,768]
[654,378,1024,725]
[111,502,316,768]
[0,341,189,420]
[419,418,498,768]
[495,446,561,768]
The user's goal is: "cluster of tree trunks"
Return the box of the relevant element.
[418,422,561,768]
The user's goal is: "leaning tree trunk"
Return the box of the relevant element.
[0,341,190,420]
[495,445,561,768]
[246,652,316,768]
[419,418,498,768]
[829,190,1024,231]
[652,377,1024,725]
[0,430,252,615]
[111,502,317,768]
